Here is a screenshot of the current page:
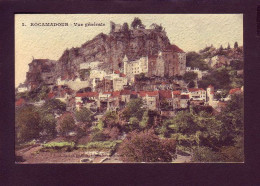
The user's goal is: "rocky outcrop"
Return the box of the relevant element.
[25,59,58,88]
[25,25,172,87]
[57,28,171,79]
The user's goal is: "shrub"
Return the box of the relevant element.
[56,113,76,136]
[90,131,109,142]
[118,129,176,162]
[75,107,92,124]
[77,140,122,152]
[41,142,75,152]
[15,105,41,142]
[103,127,121,140]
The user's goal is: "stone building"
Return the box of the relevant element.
[122,44,186,79]
[123,55,149,76]
[161,45,186,77]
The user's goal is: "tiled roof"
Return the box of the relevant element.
[173,90,181,95]
[120,73,126,77]
[139,91,159,97]
[188,88,205,92]
[111,91,121,97]
[15,98,25,106]
[114,70,120,74]
[208,85,214,88]
[48,92,55,99]
[159,90,172,99]
[120,90,132,95]
[102,92,112,95]
[165,44,184,53]
[76,92,99,97]
[229,88,241,95]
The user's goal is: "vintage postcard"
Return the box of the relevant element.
[15,14,244,163]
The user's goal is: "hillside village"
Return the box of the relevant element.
[15,18,244,163]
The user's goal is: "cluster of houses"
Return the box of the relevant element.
[16,41,244,117]
[19,84,240,117]
[16,71,244,117]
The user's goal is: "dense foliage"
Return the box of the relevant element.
[121,98,145,121]
[75,108,92,124]
[186,52,209,70]
[56,113,76,136]
[16,105,41,142]
[118,130,176,162]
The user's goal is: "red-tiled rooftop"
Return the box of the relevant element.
[114,70,120,74]
[76,92,99,97]
[165,44,184,53]
[188,88,205,92]
[120,73,126,77]
[229,88,241,95]
[15,98,25,107]
[173,90,181,95]
[138,91,159,97]
[48,92,55,99]
[120,90,132,95]
[111,91,121,97]
[159,90,172,99]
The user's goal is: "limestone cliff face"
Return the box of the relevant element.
[25,59,58,88]
[57,28,171,79]
[25,27,172,86]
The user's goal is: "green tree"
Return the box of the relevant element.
[183,72,198,84]
[192,146,225,162]
[118,130,176,162]
[234,41,238,48]
[198,67,231,90]
[38,85,49,100]
[128,117,139,131]
[186,52,209,70]
[227,43,231,49]
[122,22,129,32]
[41,99,66,114]
[122,98,145,121]
[139,110,149,129]
[103,111,119,128]
[218,94,244,143]
[97,120,104,131]
[40,113,56,137]
[75,108,92,124]
[16,105,41,142]
[57,113,75,136]
[131,17,144,29]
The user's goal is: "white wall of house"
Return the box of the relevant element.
[178,53,186,76]
[188,90,206,101]
[123,56,148,76]
[18,86,28,93]
[90,69,107,79]
[142,95,158,110]
[180,99,189,108]
[80,61,100,70]
[66,80,90,91]
[56,77,66,86]
[113,77,128,91]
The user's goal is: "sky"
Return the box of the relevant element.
[15,14,243,87]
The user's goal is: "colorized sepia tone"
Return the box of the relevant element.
[15,14,244,163]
